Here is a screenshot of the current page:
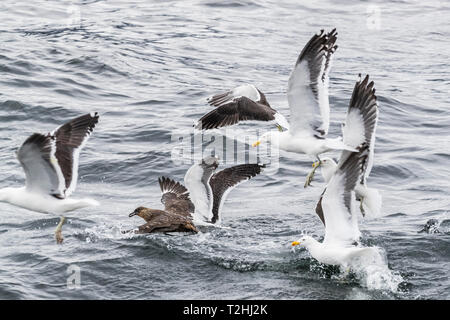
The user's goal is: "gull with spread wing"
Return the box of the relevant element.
[251,28,360,187]
[184,156,265,225]
[0,113,100,243]
[194,29,357,187]
[195,84,289,131]
[316,75,381,218]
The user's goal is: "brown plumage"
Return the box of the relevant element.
[129,207,198,234]
[127,177,198,234]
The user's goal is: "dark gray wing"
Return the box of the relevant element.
[208,164,265,223]
[315,188,326,225]
[196,96,277,130]
[159,176,195,216]
[53,112,99,197]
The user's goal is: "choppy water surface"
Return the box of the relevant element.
[0,0,449,300]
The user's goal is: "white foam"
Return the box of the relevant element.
[345,247,403,292]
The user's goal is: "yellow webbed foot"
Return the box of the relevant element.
[304,161,320,188]
[55,216,66,244]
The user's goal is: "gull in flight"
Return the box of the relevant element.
[194,29,357,186]
[0,113,100,243]
[195,83,289,131]
[316,75,382,217]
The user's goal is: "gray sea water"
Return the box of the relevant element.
[0,0,449,300]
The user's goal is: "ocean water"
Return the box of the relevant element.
[0,0,449,300]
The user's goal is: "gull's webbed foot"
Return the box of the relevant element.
[276,124,283,132]
[55,216,66,244]
[359,198,366,217]
[304,161,320,188]
[304,171,314,188]
[55,230,64,244]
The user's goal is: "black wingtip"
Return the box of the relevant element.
[194,121,207,130]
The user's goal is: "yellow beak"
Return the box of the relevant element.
[312,161,321,168]
[252,141,261,147]
[291,241,301,246]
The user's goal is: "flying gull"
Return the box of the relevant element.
[195,84,289,131]
[316,75,382,217]
[128,177,198,234]
[194,28,356,186]
[0,113,100,243]
[291,143,383,269]
[249,28,364,187]
[184,156,265,224]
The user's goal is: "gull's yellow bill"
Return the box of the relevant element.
[291,241,300,246]
[252,141,261,147]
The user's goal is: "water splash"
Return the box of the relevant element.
[77,223,136,242]
[344,247,403,292]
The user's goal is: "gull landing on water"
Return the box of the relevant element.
[0,113,100,243]
[291,144,384,270]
